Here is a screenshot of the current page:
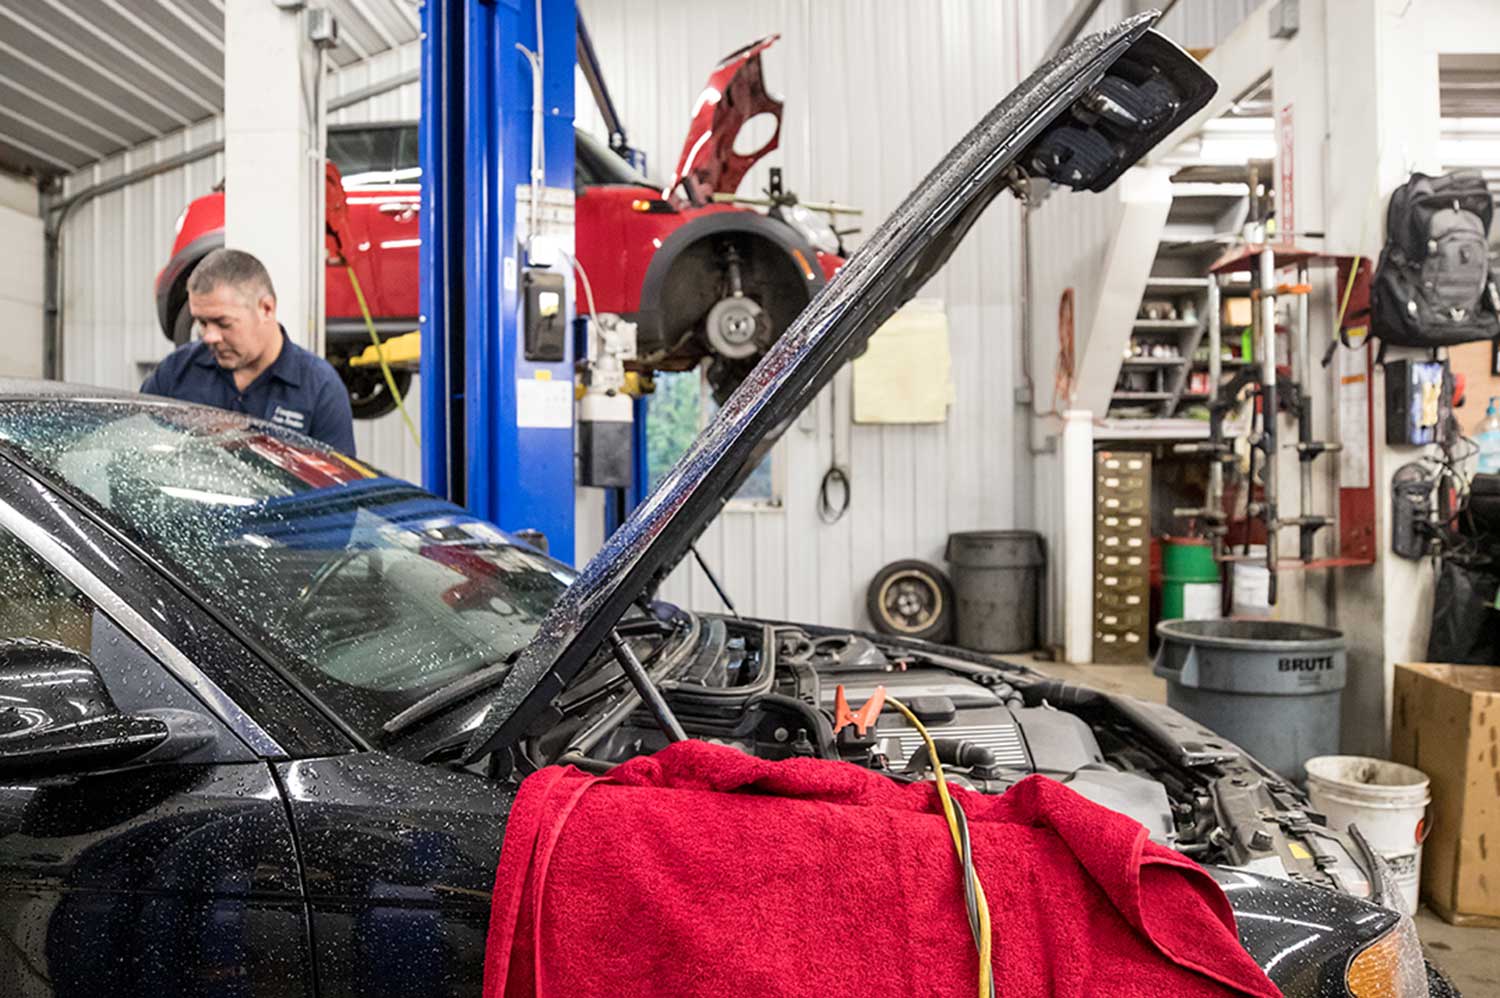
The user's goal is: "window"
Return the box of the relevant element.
[575,129,656,189]
[646,368,779,506]
[395,126,421,183]
[0,525,94,655]
[0,517,237,748]
[328,127,399,186]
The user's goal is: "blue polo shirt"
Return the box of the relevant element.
[141,328,357,455]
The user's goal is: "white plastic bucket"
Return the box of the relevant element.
[1305,755,1430,914]
[1231,546,1273,617]
[1181,582,1223,620]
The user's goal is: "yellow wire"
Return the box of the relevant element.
[345,264,420,446]
[887,694,993,998]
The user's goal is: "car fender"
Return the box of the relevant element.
[156,229,224,340]
[632,210,827,349]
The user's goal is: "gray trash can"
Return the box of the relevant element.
[1153,619,1346,781]
[945,531,1045,653]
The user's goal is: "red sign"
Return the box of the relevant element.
[1277,103,1295,237]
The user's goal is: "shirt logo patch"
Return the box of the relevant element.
[271,405,307,431]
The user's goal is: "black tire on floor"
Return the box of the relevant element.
[866,559,955,643]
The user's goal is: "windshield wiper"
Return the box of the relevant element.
[380,647,525,739]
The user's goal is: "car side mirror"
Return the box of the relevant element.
[0,639,210,780]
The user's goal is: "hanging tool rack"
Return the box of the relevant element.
[1174,238,1346,605]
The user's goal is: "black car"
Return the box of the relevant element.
[0,16,1443,998]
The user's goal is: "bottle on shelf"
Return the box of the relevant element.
[1476,397,1500,474]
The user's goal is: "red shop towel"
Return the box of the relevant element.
[483,741,1280,998]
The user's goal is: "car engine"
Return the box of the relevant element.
[529,611,1380,902]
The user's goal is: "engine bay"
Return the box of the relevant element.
[520,609,1378,900]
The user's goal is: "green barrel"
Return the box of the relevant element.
[1161,538,1221,621]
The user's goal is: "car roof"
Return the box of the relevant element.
[0,377,146,402]
[0,378,266,426]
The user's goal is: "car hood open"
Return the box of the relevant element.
[465,13,1215,763]
[666,35,783,202]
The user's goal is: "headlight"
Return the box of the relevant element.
[782,203,840,256]
[1345,916,1427,997]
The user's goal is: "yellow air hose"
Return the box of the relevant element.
[345,264,420,446]
[886,693,995,998]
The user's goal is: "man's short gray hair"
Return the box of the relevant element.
[187,248,276,305]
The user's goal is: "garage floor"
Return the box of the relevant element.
[1005,656,1500,995]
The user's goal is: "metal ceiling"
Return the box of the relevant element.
[0,0,420,179]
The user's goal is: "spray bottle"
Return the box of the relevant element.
[1476,397,1500,474]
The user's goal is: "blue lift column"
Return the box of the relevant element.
[420,0,578,561]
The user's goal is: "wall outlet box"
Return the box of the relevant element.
[1384,358,1449,446]
[308,9,339,49]
[1268,0,1299,39]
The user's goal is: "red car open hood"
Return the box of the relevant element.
[667,35,783,202]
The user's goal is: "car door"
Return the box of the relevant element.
[327,124,420,324]
[0,498,314,998]
[277,752,512,998]
[377,125,422,315]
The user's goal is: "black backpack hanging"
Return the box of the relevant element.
[1371,170,1500,352]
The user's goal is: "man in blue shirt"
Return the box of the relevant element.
[142,248,357,455]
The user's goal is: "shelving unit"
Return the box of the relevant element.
[1107,181,1252,424]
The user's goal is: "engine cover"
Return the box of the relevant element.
[816,668,1175,842]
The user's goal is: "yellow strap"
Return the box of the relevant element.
[345,264,420,446]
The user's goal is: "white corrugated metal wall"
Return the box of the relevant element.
[56,0,1260,637]
[577,0,1259,628]
[578,0,1035,626]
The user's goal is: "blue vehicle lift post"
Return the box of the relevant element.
[420,0,578,561]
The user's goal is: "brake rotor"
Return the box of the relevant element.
[704,295,766,359]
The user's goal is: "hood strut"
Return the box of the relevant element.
[609,631,688,743]
[690,544,741,618]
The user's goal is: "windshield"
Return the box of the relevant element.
[0,400,573,739]
[575,128,656,188]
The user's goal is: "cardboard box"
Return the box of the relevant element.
[1223,295,1253,328]
[1391,663,1500,924]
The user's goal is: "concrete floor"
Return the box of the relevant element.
[1004,654,1500,995]
[1414,908,1500,996]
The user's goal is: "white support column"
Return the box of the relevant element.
[224,1,323,352]
[0,172,43,378]
[1062,410,1096,664]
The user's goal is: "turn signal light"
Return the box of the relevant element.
[1346,918,1426,997]
[630,198,675,213]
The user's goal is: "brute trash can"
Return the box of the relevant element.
[945,530,1045,653]
[1153,619,1346,781]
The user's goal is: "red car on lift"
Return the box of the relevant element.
[155,36,844,418]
